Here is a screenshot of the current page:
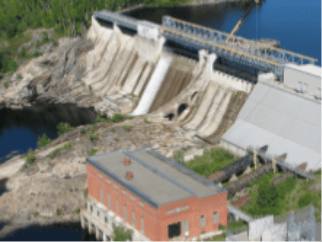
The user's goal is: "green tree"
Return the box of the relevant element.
[112,227,132,241]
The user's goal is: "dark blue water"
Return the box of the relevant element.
[127,0,321,66]
[0,222,97,241]
[0,104,96,240]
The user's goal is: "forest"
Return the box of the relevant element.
[0,0,190,77]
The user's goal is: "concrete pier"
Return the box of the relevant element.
[80,197,150,241]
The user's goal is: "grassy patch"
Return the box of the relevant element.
[88,149,97,156]
[74,208,80,214]
[83,188,88,199]
[144,118,150,124]
[172,150,184,164]
[89,133,99,142]
[122,125,132,132]
[89,124,98,134]
[3,81,8,89]
[210,232,226,241]
[243,175,295,216]
[56,209,63,216]
[81,128,86,135]
[57,122,75,136]
[130,93,136,98]
[47,142,72,158]
[16,73,22,80]
[183,147,238,177]
[37,134,51,149]
[33,212,39,218]
[8,31,32,56]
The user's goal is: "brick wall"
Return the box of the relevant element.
[86,163,228,241]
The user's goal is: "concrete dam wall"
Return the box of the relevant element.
[83,16,253,140]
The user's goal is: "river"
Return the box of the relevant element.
[0,0,321,240]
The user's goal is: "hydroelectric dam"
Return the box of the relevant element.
[84,9,321,173]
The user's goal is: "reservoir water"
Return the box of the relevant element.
[127,0,321,66]
[0,0,321,240]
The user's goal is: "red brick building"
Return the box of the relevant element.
[81,148,228,241]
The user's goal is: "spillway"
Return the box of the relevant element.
[132,55,172,116]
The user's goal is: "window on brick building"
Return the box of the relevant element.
[100,188,103,203]
[213,212,218,224]
[141,217,144,233]
[108,193,111,208]
[200,215,205,228]
[183,220,189,233]
[124,205,127,220]
[132,211,135,226]
[116,199,119,214]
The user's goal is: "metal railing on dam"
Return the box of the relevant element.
[92,10,318,79]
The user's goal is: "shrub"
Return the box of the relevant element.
[95,111,110,123]
[83,188,88,198]
[81,128,86,135]
[211,233,226,241]
[41,31,49,43]
[32,50,42,58]
[16,73,22,80]
[122,125,132,132]
[74,208,80,214]
[112,227,132,241]
[88,149,98,156]
[144,118,150,124]
[89,133,99,141]
[51,38,58,46]
[298,192,312,208]
[57,122,75,136]
[173,150,184,164]
[90,124,97,134]
[56,209,63,216]
[3,81,8,89]
[37,134,51,149]
[112,113,125,123]
[130,93,136,98]
[25,149,36,165]
[33,212,39,218]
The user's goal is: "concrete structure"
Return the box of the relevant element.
[92,9,317,79]
[226,205,316,241]
[81,148,228,241]
[221,73,321,172]
[284,64,321,97]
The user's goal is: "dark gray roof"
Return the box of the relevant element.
[87,148,224,208]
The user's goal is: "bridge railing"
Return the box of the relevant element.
[161,16,317,67]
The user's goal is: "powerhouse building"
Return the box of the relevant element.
[81,148,227,241]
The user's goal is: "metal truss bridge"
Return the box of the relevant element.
[93,10,317,79]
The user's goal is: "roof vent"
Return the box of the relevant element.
[124,158,131,166]
[126,171,134,180]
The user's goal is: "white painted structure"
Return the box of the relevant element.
[284,64,321,97]
[137,21,160,41]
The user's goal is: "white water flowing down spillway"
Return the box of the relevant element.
[132,55,172,116]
